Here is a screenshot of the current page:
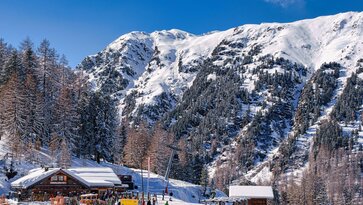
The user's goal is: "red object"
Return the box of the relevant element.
[165,186,168,194]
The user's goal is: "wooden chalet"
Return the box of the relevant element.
[203,186,274,205]
[11,167,128,201]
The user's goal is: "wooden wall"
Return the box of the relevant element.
[248,198,267,205]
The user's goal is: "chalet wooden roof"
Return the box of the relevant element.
[11,167,122,189]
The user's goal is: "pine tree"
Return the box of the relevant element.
[20,38,43,144]
[312,176,329,205]
[75,70,97,159]
[91,92,118,162]
[100,95,118,162]
[0,38,10,84]
[171,138,192,180]
[200,166,209,196]
[20,38,37,73]
[145,123,172,174]
[59,138,71,168]
[52,84,79,152]
[77,85,94,158]
[113,120,128,165]
[123,122,150,168]
[37,39,59,144]
[49,133,59,163]
[23,140,36,163]
[0,51,28,158]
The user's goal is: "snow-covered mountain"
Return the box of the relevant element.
[79,28,233,119]
[77,12,363,184]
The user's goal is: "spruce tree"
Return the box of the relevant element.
[200,166,209,196]
[59,138,71,168]
[0,38,10,84]
[0,51,28,158]
[21,38,42,144]
[77,83,95,158]
[52,84,79,152]
[37,39,59,144]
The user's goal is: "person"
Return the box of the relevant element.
[161,192,164,201]
[147,199,152,205]
[169,192,173,201]
[152,194,157,205]
[164,201,168,205]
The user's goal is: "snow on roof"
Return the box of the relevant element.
[66,167,121,187]
[11,168,60,189]
[203,196,247,202]
[11,167,121,189]
[229,186,274,199]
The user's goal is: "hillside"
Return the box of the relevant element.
[78,11,363,186]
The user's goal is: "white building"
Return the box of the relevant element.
[203,186,274,205]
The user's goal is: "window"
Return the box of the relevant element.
[51,176,58,181]
[50,175,67,182]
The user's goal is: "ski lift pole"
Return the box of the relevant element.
[163,143,182,194]
[147,157,150,199]
[164,149,175,193]
[140,161,144,204]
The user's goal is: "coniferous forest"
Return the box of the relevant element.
[0,38,120,166]
[0,38,175,178]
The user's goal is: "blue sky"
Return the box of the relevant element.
[1,0,362,67]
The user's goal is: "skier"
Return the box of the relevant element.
[147,199,152,205]
[164,201,169,205]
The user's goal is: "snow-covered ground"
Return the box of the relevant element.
[9,196,201,205]
[0,145,225,204]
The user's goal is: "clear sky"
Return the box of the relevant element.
[1,0,363,67]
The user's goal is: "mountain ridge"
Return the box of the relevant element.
[77,11,363,191]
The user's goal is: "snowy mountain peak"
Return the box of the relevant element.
[77,12,363,187]
[107,31,153,51]
[231,11,363,70]
[78,11,363,112]
[151,29,195,40]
